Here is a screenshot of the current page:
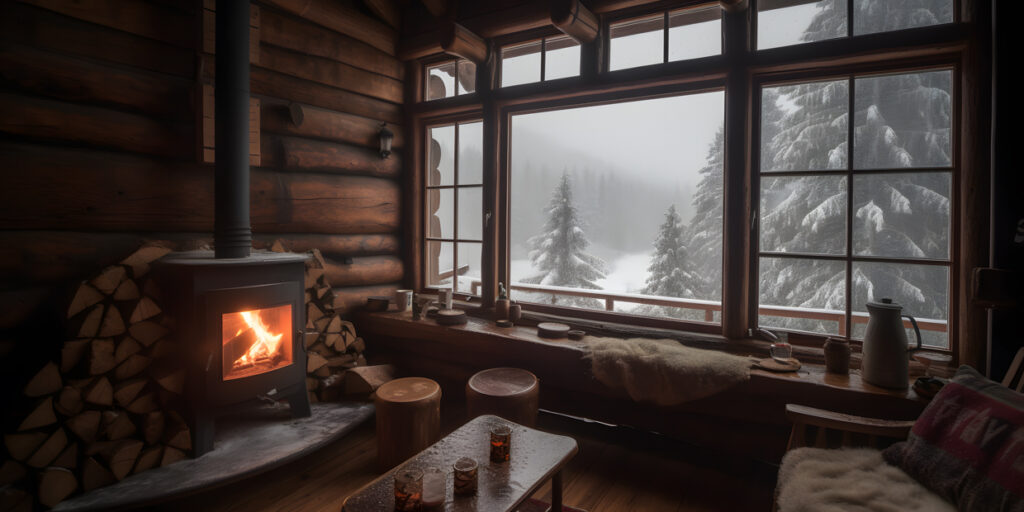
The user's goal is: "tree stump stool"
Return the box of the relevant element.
[374,377,441,471]
[466,368,540,427]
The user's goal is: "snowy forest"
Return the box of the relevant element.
[503,0,952,346]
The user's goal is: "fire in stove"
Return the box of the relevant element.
[221,304,293,381]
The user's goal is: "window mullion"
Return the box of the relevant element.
[845,76,855,339]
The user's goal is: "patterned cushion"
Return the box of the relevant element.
[883,365,1024,512]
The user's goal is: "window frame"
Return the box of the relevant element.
[407,0,979,362]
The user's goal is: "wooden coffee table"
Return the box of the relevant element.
[342,414,578,512]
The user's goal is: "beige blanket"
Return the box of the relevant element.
[777,447,954,512]
[581,337,751,406]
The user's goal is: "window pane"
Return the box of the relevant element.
[457,60,477,95]
[458,121,483,185]
[425,61,456,100]
[853,0,953,35]
[502,40,542,87]
[853,70,952,169]
[609,15,664,71]
[851,262,948,348]
[510,92,724,318]
[759,257,846,335]
[853,172,950,259]
[457,187,483,241]
[760,175,847,255]
[757,0,847,50]
[456,242,482,295]
[544,36,580,80]
[426,241,454,288]
[761,80,849,172]
[428,125,454,186]
[426,188,453,239]
[668,6,721,62]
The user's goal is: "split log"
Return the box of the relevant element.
[343,365,396,395]
[114,337,142,365]
[83,377,113,407]
[4,432,48,461]
[308,343,331,358]
[161,446,187,467]
[143,412,164,445]
[152,367,185,394]
[66,411,101,443]
[129,320,169,346]
[262,136,401,178]
[261,103,404,151]
[133,445,163,474]
[98,306,126,337]
[38,466,77,508]
[127,393,158,414]
[351,337,366,353]
[67,283,104,317]
[261,0,397,55]
[77,305,104,339]
[24,362,61,397]
[163,413,191,451]
[324,256,404,288]
[18,397,57,431]
[102,411,135,441]
[0,460,27,486]
[0,486,32,512]
[319,373,345,402]
[313,365,331,378]
[91,265,126,295]
[307,352,328,373]
[130,297,161,323]
[258,45,402,104]
[304,331,320,349]
[89,338,116,375]
[306,377,319,391]
[551,0,599,43]
[113,379,147,407]
[308,302,325,326]
[52,442,78,470]
[101,439,143,480]
[114,354,151,381]
[324,333,342,350]
[81,457,115,492]
[54,387,83,417]
[113,279,140,301]
[2,142,401,234]
[120,245,172,278]
[61,340,90,373]
[259,9,402,80]
[26,428,67,469]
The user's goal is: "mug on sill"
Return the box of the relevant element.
[770,342,793,363]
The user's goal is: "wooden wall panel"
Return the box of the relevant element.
[0,0,406,338]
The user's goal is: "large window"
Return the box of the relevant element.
[414,0,972,353]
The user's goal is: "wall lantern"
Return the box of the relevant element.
[379,123,394,159]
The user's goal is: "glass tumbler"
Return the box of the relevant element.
[394,467,423,511]
[453,457,478,496]
[490,424,512,462]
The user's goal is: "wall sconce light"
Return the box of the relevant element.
[379,123,394,159]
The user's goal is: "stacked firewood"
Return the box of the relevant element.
[0,244,189,510]
[267,242,369,402]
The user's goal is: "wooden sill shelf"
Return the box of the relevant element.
[355,310,927,462]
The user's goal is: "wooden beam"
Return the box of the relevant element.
[551,0,599,44]
[261,135,402,178]
[261,102,404,149]
[258,44,403,104]
[440,21,488,64]
[261,0,397,55]
[18,0,195,49]
[398,31,444,61]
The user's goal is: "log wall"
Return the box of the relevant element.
[0,0,405,355]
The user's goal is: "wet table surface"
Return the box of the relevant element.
[342,415,578,512]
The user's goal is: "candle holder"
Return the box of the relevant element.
[490,424,512,463]
[453,457,477,496]
[394,467,423,511]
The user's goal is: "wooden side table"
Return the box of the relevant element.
[374,376,441,471]
[466,367,540,427]
[342,415,578,512]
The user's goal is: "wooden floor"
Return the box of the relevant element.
[147,404,777,512]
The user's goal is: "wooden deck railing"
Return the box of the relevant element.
[468,280,947,336]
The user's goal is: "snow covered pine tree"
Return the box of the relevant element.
[522,171,606,308]
[640,205,702,319]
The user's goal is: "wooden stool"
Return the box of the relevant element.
[374,377,441,471]
[466,368,540,427]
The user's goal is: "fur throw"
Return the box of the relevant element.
[581,337,751,406]
[777,447,955,512]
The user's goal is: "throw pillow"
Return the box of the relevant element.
[883,365,1024,512]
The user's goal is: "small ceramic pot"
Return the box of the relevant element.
[495,298,511,321]
[508,304,522,324]
[823,337,852,375]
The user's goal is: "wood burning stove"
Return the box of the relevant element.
[155,252,311,456]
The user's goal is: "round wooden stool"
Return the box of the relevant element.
[466,368,539,427]
[374,377,441,471]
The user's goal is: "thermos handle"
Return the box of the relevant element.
[904,314,923,352]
